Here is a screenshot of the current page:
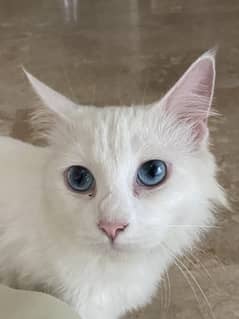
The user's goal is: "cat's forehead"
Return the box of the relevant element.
[74,106,147,158]
[54,100,195,174]
[64,104,185,166]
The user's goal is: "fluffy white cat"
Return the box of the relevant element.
[0,51,226,319]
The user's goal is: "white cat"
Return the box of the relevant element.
[0,51,226,319]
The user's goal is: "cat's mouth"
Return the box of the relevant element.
[88,235,134,254]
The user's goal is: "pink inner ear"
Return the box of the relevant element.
[162,55,215,143]
[191,121,209,144]
[187,59,214,99]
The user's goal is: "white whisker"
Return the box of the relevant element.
[161,273,167,313]
[174,259,201,310]
[166,225,221,229]
[194,247,226,272]
[159,276,164,313]
[162,243,216,319]
[186,252,212,280]
[165,270,171,312]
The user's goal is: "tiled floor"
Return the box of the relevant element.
[0,0,238,318]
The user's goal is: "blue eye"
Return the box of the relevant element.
[137,160,167,187]
[65,166,95,193]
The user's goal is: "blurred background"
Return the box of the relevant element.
[0,0,238,318]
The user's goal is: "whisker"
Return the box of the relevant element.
[186,251,212,280]
[187,252,221,294]
[162,243,215,319]
[177,257,215,319]
[165,270,171,312]
[161,273,168,313]
[166,254,202,313]
[136,219,221,229]
[183,252,221,294]
[174,259,201,310]
[160,276,164,313]
[166,225,221,229]
[194,247,226,272]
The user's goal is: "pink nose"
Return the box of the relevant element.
[98,220,128,241]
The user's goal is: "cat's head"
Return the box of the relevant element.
[25,51,226,258]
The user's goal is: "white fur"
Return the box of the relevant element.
[0,52,226,319]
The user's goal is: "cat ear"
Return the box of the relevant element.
[23,69,79,118]
[157,49,216,142]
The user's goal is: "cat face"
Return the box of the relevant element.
[25,51,225,256]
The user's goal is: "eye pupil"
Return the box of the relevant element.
[137,160,167,187]
[66,166,95,192]
[147,163,160,178]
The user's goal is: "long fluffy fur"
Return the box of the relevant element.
[0,52,227,319]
